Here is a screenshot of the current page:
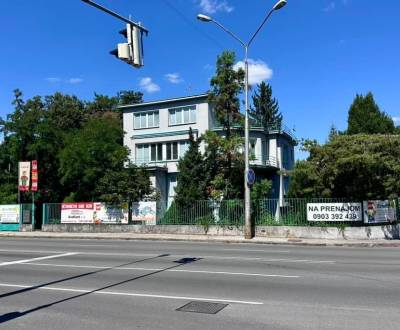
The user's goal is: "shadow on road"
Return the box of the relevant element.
[0,256,201,324]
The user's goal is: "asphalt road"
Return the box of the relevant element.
[0,238,399,330]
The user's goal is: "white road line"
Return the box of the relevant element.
[0,283,263,305]
[221,248,290,253]
[0,253,78,267]
[0,249,335,264]
[21,262,301,278]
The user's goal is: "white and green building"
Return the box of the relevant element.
[120,94,296,208]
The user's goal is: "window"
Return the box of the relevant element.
[150,143,163,162]
[179,141,190,158]
[250,140,256,157]
[166,142,178,160]
[168,106,196,126]
[136,144,149,163]
[134,111,159,129]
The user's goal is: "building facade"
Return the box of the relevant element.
[121,94,296,208]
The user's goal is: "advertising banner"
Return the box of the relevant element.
[0,205,20,224]
[61,203,96,223]
[363,200,397,224]
[307,203,362,222]
[18,162,31,191]
[61,203,129,224]
[95,204,128,224]
[31,160,38,192]
[132,201,157,225]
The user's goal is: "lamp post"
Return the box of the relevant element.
[197,0,287,239]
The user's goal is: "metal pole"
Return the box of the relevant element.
[198,1,286,239]
[17,162,20,205]
[81,0,149,34]
[244,46,252,239]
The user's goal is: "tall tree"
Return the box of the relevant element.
[250,82,282,129]
[208,51,244,137]
[174,129,207,208]
[347,92,396,135]
[204,51,245,199]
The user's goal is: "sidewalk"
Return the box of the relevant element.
[1,231,400,247]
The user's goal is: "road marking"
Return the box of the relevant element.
[21,262,301,278]
[221,248,290,253]
[0,283,263,305]
[0,253,78,267]
[0,249,335,264]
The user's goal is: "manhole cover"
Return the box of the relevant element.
[176,301,228,314]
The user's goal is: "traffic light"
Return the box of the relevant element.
[110,23,144,68]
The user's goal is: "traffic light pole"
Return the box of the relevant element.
[81,0,148,34]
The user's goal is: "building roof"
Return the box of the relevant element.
[118,94,209,110]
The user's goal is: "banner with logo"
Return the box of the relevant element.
[18,162,31,191]
[363,200,397,224]
[0,205,20,224]
[307,203,362,222]
[61,203,128,224]
[31,160,38,191]
[132,201,157,225]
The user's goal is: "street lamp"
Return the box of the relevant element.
[197,0,287,239]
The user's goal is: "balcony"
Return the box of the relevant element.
[131,158,169,168]
[250,155,280,169]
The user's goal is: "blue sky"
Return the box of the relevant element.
[1,0,399,156]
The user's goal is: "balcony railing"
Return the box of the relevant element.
[250,155,280,169]
[213,120,296,142]
[132,158,169,168]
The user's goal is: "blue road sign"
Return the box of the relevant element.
[247,169,256,185]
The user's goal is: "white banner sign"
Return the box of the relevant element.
[61,203,129,224]
[307,203,362,222]
[132,201,157,225]
[0,205,20,224]
[18,162,31,191]
[363,200,397,224]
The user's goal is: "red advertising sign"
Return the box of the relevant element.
[31,160,38,191]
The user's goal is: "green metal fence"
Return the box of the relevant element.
[42,203,62,225]
[254,198,349,227]
[41,198,400,227]
[157,200,244,226]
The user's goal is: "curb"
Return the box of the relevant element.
[1,232,400,248]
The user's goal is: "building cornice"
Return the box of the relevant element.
[119,94,209,110]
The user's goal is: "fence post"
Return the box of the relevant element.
[32,201,35,229]
[42,204,46,226]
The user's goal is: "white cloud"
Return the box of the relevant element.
[198,0,233,14]
[392,116,400,124]
[66,77,84,84]
[323,1,336,12]
[45,77,61,83]
[233,59,273,86]
[165,73,183,84]
[139,77,160,93]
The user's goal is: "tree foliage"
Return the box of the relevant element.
[289,134,400,200]
[174,129,207,208]
[208,51,244,136]
[0,89,149,204]
[347,92,396,135]
[250,82,282,129]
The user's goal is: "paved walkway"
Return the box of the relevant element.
[1,231,399,247]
